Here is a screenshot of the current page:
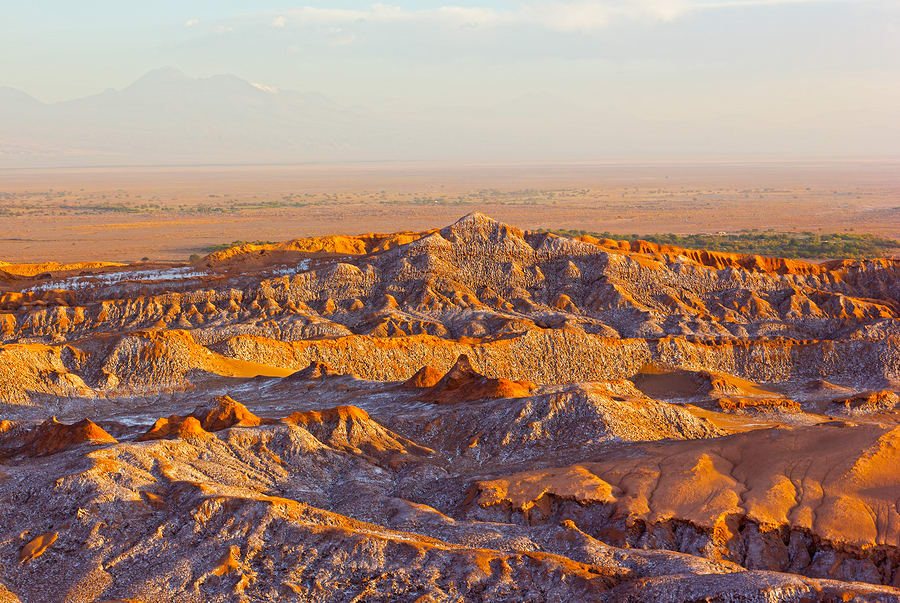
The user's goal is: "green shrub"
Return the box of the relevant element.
[537,229,899,260]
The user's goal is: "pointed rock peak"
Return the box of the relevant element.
[282,405,434,458]
[452,211,497,226]
[440,213,530,251]
[137,395,267,441]
[283,405,370,427]
[14,418,116,456]
[0,86,43,106]
[377,293,399,311]
[138,414,212,442]
[420,355,537,404]
[288,361,344,381]
[191,395,262,431]
[125,67,191,90]
[173,416,210,441]
[443,354,480,383]
[444,212,507,235]
[402,365,444,389]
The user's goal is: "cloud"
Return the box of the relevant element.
[275,1,852,33]
[251,82,278,93]
[283,7,370,24]
[184,18,200,27]
[433,6,507,27]
[281,5,421,25]
[280,5,507,31]
[521,0,695,31]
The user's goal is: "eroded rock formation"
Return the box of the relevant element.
[1,213,899,601]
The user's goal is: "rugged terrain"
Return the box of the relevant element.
[2,212,900,601]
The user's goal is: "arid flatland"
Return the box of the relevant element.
[2,161,898,263]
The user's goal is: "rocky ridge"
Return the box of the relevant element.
[1,214,900,601]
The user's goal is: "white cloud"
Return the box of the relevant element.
[522,0,695,31]
[433,6,507,27]
[276,1,852,33]
[283,5,490,26]
[283,7,369,24]
[272,15,286,28]
[185,18,200,27]
[251,82,278,93]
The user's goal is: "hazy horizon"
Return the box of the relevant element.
[3,1,899,166]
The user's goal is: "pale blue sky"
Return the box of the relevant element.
[3,1,899,157]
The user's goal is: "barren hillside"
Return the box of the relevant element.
[2,213,900,601]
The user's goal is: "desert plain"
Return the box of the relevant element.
[2,160,898,263]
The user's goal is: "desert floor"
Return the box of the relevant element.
[1,160,898,263]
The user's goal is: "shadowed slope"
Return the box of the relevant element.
[2,214,900,600]
[3,417,116,457]
[418,354,536,404]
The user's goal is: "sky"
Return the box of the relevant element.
[3,0,900,159]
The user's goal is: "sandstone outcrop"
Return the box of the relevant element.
[417,354,536,404]
[1,214,899,601]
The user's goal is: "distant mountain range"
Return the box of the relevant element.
[7,67,886,167]
[0,68,420,167]
[3,68,655,167]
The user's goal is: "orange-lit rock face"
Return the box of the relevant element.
[2,213,900,601]
[282,405,434,459]
[137,395,267,441]
[2,212,899,403]
[18,532,57,563]
[402,365,444,389]
[417,354,536,404]
[2,417,116,457]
